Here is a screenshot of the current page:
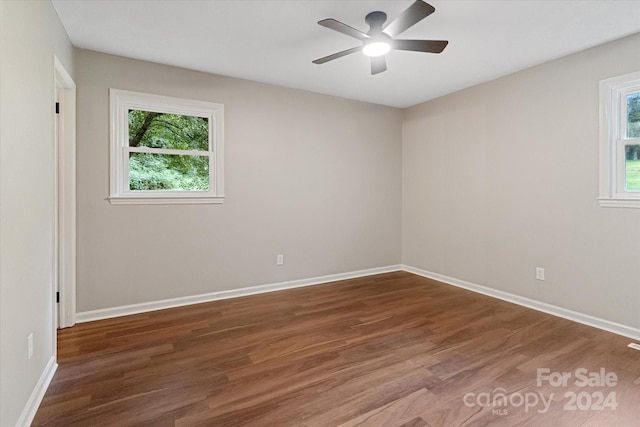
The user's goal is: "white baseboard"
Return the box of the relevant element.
[15,356,57,427]
[403,265,640,341]
[76,263,640,342]
[76,265,403,323]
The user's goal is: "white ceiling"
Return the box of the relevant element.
[52,0,640,108]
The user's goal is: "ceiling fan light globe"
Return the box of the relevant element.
[363,42,391,57]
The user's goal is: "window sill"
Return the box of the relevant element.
[108,196,224,205]
[598,198,640,209]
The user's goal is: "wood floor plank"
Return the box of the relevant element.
[32,271,640,426]
[334,388,433,427]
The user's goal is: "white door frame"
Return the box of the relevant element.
[54,56,76,329]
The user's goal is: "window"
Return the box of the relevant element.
[599,71,640,208]
[109,89,224,204]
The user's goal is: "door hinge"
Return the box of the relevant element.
[56,292,60,303]
[55,102,60,114]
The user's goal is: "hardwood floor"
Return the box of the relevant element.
[33,272,640,426]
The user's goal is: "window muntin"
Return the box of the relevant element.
[109,89,224,204]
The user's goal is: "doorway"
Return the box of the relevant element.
[53,56,76,333]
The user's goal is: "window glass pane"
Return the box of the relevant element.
[129,152,209,191]
[627,92,640,138]
[626,145,640,191]
[128,110,208,151]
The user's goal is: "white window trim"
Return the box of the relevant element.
[598,71,640,208]
[109,89,224,205]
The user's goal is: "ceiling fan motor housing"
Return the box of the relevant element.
[365,11,387,33]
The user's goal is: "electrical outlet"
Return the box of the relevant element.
[536,267,545,281]
[276,254,284,265]
[27,333,33,360]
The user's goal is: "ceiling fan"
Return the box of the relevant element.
[312,0,448,75]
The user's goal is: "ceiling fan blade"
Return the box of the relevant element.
[318,19,370,41]
[371,56,387,75]
[312,46,362,65]
[392,39,448,53]
[383,0,435,38]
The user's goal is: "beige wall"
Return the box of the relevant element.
[403,33,640,329]
[0,1,74,425]
[75,49,403,313]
